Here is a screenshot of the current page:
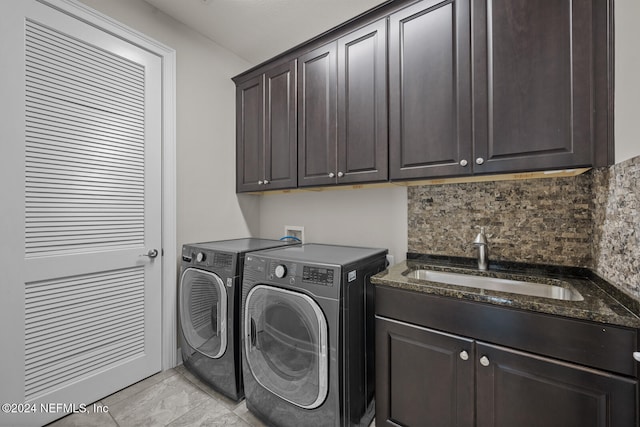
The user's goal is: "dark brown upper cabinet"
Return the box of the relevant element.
[299,19,388,187]
[298,43,338,187]
[236,60,297,193]
[472,0,611,174]
[389,0,612,181]
[337,19,388,184]
[389,0,472,180]
[234,0,613,192]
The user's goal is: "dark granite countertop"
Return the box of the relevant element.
[372,254,640,329]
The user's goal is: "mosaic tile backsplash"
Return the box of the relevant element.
[408,173,594,267]
[408,154,640,299]
[592,156,640,298]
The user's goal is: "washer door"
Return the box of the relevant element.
[244,285,328,409]
[180,268,227,359]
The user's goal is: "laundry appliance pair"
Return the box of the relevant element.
[178,238,296,401]
[179,238,386,427]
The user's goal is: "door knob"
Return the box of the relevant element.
[263,179,269,184]
[459,159,468,167]
[141,249,159,258]
[476,157,485,165]
[329,172,335,178]
[479,356,490,367]
[459,350,469,361]
[337,171,344,177]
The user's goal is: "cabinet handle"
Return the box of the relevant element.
[263,179,269,184]
[258,180,263,185]
[329,172,335,178]
[459,159,468,167]
[337,171,344,178]
[459,350,469,361]
[633,352,640,362]
[479,356,490,367]
[476,157,485,165]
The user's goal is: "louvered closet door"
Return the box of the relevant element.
[0,1,162,425]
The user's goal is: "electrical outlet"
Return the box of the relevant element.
[284,225,305,243]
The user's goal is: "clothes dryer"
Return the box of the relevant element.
[241,244,387,426]
[179,238,296,401]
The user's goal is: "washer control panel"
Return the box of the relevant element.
[302,266,335,287]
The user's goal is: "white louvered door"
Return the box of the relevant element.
[1,1,162,425]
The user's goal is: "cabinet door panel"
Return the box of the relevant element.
[298,43,337,187]
[337,19,388,184]
[265,61,297,189]
[473,0,594,173]
[476,342,638,427]
[376,317,474,427]
[236,76,264,192]
[389,0,472,180]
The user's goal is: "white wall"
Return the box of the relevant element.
[78,0,260,255]
[258,187,408,262]
[77,0,636,266]
[615,0,640,163]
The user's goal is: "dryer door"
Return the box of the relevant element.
[179,268,228,359]
[244,285,328,409]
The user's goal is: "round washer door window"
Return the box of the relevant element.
[180,268,227,359]
[244,285,328,409]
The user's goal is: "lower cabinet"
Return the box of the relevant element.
[376,316,638,427]
[376,318,475,427]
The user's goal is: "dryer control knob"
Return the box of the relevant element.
[274,264,287,278]
[195,252,206,263]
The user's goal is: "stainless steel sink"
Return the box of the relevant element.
[406,269,584,301]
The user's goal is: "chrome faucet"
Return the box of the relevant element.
[473,227,488,270]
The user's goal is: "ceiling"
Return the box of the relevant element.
[143,0,388,66]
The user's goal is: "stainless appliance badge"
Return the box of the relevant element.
[348,270,357,282]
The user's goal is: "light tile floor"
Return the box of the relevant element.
[49,365,376,427]
[48,365,266,427]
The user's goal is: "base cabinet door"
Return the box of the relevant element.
[476,342,638,427]
[375,317,475,427]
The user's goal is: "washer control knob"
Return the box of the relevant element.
[195,252,206,263]
[274,264,287,278]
